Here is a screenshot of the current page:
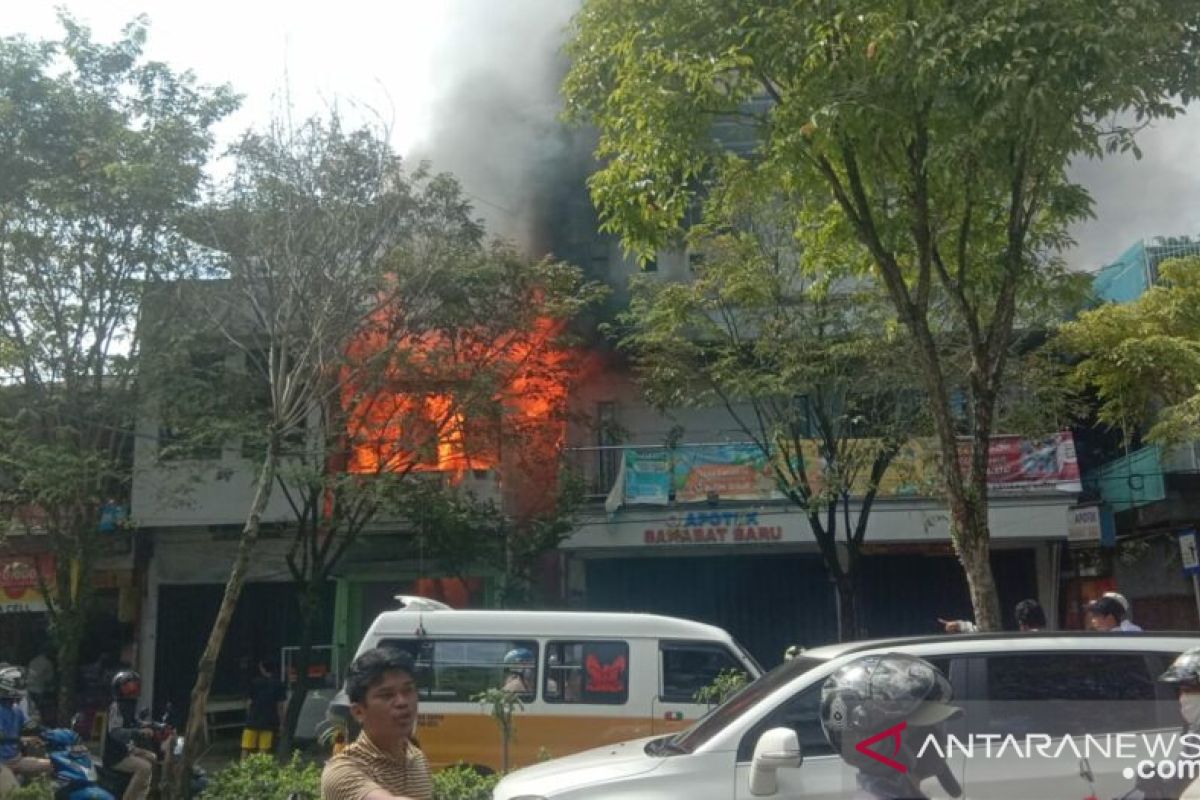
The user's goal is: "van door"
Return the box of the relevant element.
[653,641,751,735]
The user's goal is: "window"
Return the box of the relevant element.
[976,652,1159,737]
[737,680,830,762]
[543,641,629,705]
[661,643,744,703]
[735,658,950,762]
[379,638,537,703]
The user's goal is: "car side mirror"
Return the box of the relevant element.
[749,727,802,796]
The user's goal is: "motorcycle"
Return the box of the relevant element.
[99,706,207,798]
[39,719,113,800]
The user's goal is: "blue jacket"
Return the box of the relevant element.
[0,702,27,761]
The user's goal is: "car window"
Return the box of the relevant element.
[543,640,630,705]
[672,656,826,754]
[661,643,745,703]
[975,652,1158,737]
[379,638,537,703]
[733,656,952,763]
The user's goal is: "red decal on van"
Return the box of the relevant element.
[585,654,627,692]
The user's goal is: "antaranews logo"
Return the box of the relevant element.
[854,720,1200,783]
[855,722,909,773]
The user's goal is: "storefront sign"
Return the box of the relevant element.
[1067,504,1115,546]
[641,510,792,547]
[609,432,1082,510]
[1178,529,1200,576]
[0,555,54,614]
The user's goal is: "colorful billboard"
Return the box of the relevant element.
[606,432,1080,510]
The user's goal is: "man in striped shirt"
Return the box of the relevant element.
[322,648,433,800]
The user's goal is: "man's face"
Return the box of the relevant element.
[350,669,418,741]
[1087,612,1117,631]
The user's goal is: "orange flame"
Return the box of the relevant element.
[340,302,578,507]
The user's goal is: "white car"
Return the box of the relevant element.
[493,631,1200,800]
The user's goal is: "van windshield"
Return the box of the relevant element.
[666,656,826,754]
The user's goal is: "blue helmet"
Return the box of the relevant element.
[503,648,534,669]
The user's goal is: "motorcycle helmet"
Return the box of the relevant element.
[503,648,534,670]
[0,666,26,700]
[1160,648,1200,687]
[111,670,142,700]
[821,653,962,797]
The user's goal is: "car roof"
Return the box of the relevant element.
[366,607,740,643]
[802,630,1200,660]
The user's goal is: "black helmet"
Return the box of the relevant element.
[821,653,962,796]
[111,670,141,700]
[1160,648,1200,687]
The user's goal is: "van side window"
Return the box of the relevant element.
[544,641,629,705]
[660,643,744,703]
[379,638,537,703]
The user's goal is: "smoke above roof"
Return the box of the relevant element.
[410,2,1200,272]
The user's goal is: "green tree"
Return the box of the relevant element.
[159,112,446,796]
[617,177,924,640]
[1062,256,1200,443]
[0,13,235,717]
[563,0,1199,629]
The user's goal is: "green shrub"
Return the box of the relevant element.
[8,778,53,800]
[202,753,321,800]
[693,668,751,707]
[433,764,501,800]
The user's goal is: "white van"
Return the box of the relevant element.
[328,596,762,772]
[494,631,1200,800]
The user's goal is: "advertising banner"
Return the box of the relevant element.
[610,432,1080,509]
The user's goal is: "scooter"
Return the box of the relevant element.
[39,719,114,800]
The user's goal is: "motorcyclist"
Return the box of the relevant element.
[1121,648,1200,800]
[820,653,964,800]
[104,670,155,800]
[0,666,51,798]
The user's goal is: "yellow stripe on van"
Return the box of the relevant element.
[417,712,690,772]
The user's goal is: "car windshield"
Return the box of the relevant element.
[667,655,826,754]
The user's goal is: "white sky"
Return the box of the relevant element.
[4,1,1199,270]
[1,0,452,158]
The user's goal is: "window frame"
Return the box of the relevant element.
[658,639,746,704]
[378,637,539,704]
[966,649,1172,738]
[542,639,631,706]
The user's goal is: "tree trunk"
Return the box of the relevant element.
[277,581,319,758]
[948,493,1002,629]
[53,609,84,725]
[834,571,859,642]
[168,437,278,799]
[52,535,94,724]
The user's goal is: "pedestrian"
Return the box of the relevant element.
[938,597,1046,633]
[819,653,963,799]
[104,670,155,800]
[1103,591,1142,629]
[0,666,51,799]
[26,648,53,725]
[1085,595,1142,631]
[242,660,286,759]
[321,648,432,800]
